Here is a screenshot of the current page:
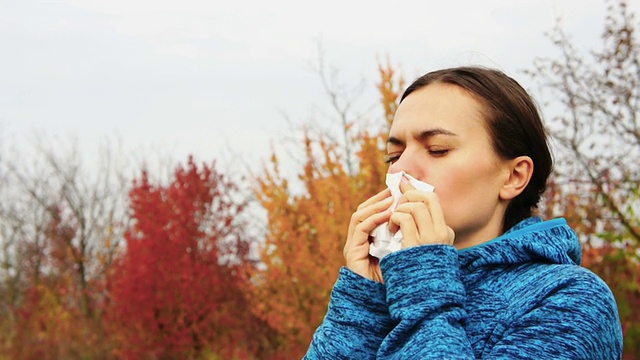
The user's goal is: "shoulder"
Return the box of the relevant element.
[497,264,623,358]
[531,263,612,296]
[544,265,619,319]
[508,263,617,308]
[485,262,621,338]
[515,264,621,341]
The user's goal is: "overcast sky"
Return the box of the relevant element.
[1,0,635,175]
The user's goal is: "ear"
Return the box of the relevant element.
[499,156,533,201]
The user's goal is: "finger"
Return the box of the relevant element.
[389,212,419,247]
[344,209,392,257]
[353,210,392,240]
[395,181,416,208]
[403,191,450,242]
[399,180,416,194]
[402,191,444,225]
[393,202,434,244]
[388,220,399,234]
[348,196,393,236]
[345,204,392,249]
[357,188,391,211]
[345,192,393,261]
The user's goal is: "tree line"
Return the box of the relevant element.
[0,0,638,358]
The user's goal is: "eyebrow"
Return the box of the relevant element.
[387,128,458,146]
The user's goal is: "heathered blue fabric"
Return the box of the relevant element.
[304,217,623,359]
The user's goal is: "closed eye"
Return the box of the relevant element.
[428,148,450,157]
[383,154,401,164]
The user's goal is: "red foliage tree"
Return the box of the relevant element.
[108,157,271,359]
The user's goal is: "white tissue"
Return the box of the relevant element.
[369,171,434,259]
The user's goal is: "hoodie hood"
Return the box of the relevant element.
[458,217,582,272]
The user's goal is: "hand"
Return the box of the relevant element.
[343,188,392,283]
[388,181,455,248]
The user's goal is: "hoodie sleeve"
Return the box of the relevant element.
[378,245,475,359]
[304,266,395,360]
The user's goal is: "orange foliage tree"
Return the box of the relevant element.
[251,63,402,357]
[107,157,273,359]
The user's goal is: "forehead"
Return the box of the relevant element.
[390,83,488,137]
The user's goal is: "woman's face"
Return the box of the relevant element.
[387,82,513,248]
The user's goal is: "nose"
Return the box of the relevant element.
[387,151,419,177]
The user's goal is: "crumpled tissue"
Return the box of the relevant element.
[369,171,434,259]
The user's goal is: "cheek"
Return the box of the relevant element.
[430,169,467,215]
[432,159,503,221]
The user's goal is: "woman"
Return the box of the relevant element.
[304,67,623,359]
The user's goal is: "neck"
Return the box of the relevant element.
[453,209,506,250]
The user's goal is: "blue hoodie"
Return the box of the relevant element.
[304,217,623,359]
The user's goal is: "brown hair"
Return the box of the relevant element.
[400,66,552,232]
